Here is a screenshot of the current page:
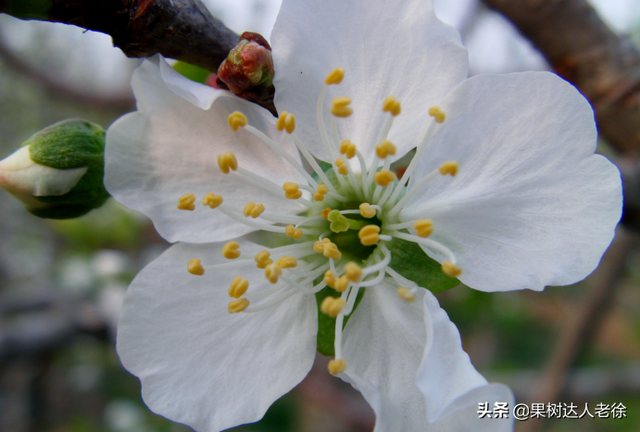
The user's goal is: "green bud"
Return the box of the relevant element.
[0,119,109,219]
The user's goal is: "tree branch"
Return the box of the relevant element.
[482,0,640,156]
[0,0,239,72]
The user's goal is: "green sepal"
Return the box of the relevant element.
[172,61,212,84]
[315,286,364,356]
[26,119,109,219]
[388,238,460,294]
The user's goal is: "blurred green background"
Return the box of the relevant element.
[0,1,639,431]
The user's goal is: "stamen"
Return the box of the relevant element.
[428,106,446,123]
[382,96,401,116]
[322,241,342,260]
[202,192,223,209]
[177,193,196,211]
[375,140,397,159]
[291,134,346,200]
[320,296,346,317]
[331,96,353,118]
[391,231,457,264]
[217,151,238,174]
[414,219,434,237]
[387,165,444,220]
[442,261,462,277]
[285,224,304,240]
[374,169,396,187]
[187,258,205,275]
[358,225,381,246]
[344,262,362,282]
[328,358,347,375]
[276,112,296,134]
[355,148,372,200]
[314,184,329,201]
[324,269,337,288]
[255,250,273,269]
[243,202,265,218]
[359,203,376,218]
[282,182,303,200]
[322,208,332,220]
[397,287,416,302]
[339,140,356,159]
[265,263,282,283]
[334,158,349,175]
[276,256,298,269]
[228,298,250,313]
[325,68,345,85]
[334,275,350,292]
[228,276,249,298]
[439,161,458,176]
[228,111,248,131]
[222,241,241,259]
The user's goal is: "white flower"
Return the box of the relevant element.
[104,0,621,430]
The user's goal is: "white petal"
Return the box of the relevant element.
[271,0,468,163]
[401,72,621,292]
[340,285,504,431]
[117,239,317,432]
[105,58,307,244]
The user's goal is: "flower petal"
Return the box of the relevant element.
[117,239,317,432]
[105,58,307,244]
[340,285,507,430]
[402,72,621,292]
[271,0,468,163]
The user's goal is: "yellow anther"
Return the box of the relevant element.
[276,112,296,134]
[325,68,345,85]
[254,250,273,269]
[339,140,356,159]
[285,225,303,239]
[428,106,446,123]
[228,276,249,298]
[344,262,363,282]
[217,151,238,174]
[359,203,376,219]
[187,258,204,276]
[334,275,350,292]
[222,241,241,259]
[335,157,348,175]
[265,263,282,283]
[322,208,332,220]
[228,298,250,313]
[276,111,287,131]
[282,182,302,200]
[320,296,346,318]
[331,96,353,118]
[375,140,397,159]
[374,169,397,187]
[313,240,325,253]
[243,202,265,218]
[177,193,196,211]
[202,192,223,209]
[438,161,458,176]
[322,241,342,260]
[276,256,298,269]
[397,287,416,302]
[314,184,329,201]
[442,261,462,277]
[323,269,337,288]
[359,225,381,246]
[228,111,248,131]
[414,219,434,238]
[328,358,347,375]
[382,96,401,116]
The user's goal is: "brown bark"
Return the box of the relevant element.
[482,0,640,156]
[2,0,239,72]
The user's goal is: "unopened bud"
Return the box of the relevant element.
[216,32,275,106]
[0,119,109,219]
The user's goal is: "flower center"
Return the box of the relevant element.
[178,68,463,376]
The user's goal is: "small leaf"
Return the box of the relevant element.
[388,238,460,294]
[172,61,212,84]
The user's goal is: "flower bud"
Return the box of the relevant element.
[0,119,109,219]
[216,32,275,107]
